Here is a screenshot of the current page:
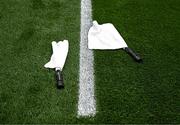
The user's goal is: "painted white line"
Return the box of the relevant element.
[78,0,96,117]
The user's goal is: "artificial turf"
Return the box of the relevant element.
[0,0,80,123]
[92,0,180,124]
[0,0,179,124]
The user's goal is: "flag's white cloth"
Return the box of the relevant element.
[44,40,69,70]
[88,21,128,50]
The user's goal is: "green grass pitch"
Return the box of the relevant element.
[92,0,179,123]
[0,0,80,123]
[0,0,179,124]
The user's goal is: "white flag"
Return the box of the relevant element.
[88,21,127,50]
[44,40,69,71]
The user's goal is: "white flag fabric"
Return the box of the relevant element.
[44,40,69,70]
[88,21,128,50]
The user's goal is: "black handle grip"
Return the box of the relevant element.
[124,47,142,63]
[55,70,64,89]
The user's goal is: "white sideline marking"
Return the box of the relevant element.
[78,0,96,117]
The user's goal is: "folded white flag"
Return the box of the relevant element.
[88,21,127,50]
[44,40,69,70]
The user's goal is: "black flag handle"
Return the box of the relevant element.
[55,70,64,89]
[124,47,142,63]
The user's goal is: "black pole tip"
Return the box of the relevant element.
[57,81,64,89]
[135,57,143,63]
